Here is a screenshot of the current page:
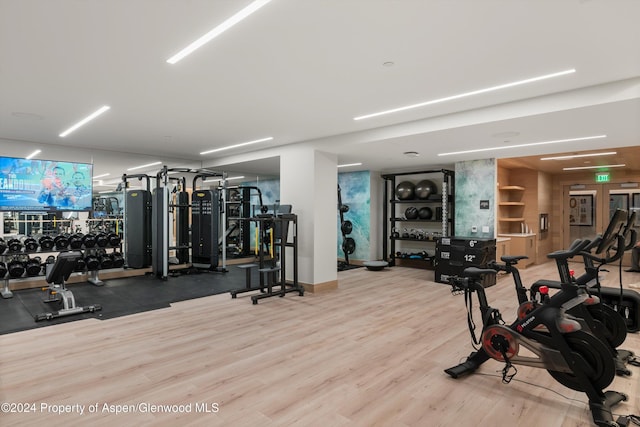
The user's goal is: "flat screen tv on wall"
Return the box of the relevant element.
[0,156,93,212]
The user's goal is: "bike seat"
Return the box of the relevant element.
[500,255,528,264]
[463,267,497,278]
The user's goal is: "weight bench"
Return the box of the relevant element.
[34,250,102,321]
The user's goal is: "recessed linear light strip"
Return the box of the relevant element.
[200,137,273,155]
[353,69,576,121]
[167,0,272,64]
[437,135,607,157]
[93,173,111,180]
[127,161,162,171]
[337,163,362,168]
[540,151,617,161]
[25,149,41,160]
[59,105,110,137]
[204,175,245,183]
[563,164,626,171]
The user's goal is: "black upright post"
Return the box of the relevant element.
[151,188,165,277]
[191,189,219,270]
[176,191,190,263]
[125,190,152,268]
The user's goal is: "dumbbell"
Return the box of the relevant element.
[43,255,56,275]
[7,238,22,252]
[84,254,100,271]
[22,237,39,252]
[107,232,121,247]
[38,235,55,251]
[68,233,84,249]
[54,234,69,250]
[82,233,97,248]
[99,253,114,269]
[25,256,42,277]
[0,238,6,254]
[111,252,125,268]
[0,261,7,279]
[95,232,109,248]
[74,257,86,272]
[7,258,25,278]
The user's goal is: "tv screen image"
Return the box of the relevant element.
[0,156,93,212]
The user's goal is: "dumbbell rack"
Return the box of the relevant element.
[0,232,124,298]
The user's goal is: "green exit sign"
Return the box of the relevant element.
[596,172,610,183]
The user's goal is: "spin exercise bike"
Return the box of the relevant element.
[444,213,635,427]
[487,210,638,376]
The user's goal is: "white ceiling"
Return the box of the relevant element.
[1,0,639,187]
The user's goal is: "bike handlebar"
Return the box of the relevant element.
[547,238,592,260]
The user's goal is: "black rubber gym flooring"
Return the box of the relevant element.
[0,266,253,335]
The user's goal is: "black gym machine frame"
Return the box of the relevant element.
[121,167,231,280]
[444,210,637,427]
[229,208,303,304]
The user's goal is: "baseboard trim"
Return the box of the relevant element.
[301,280,338,293]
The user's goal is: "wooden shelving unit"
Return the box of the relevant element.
[498,186,526,234]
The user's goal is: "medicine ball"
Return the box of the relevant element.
[418,206,433,220]
[341,220,353,235]
[0,238,6,254]
[395,181,415,200]
[0,261,6,279]
[404,206,419,220]
[342,237,356,255]
[415,180,437,200]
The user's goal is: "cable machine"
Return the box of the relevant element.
[190,170,228,274]
[121,173,153,269]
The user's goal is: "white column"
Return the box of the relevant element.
[280,146,338,289]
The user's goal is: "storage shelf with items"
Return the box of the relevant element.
[498,185,526,233]
[382,169,455,269]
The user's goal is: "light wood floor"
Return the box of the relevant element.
[1,262,639,426]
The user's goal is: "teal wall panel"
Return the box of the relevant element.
[455,159,496,238]
[338,171,371,261]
